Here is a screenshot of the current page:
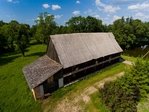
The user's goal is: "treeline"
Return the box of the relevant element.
[0,12,149,56]
[0,20,30,56]
[109,17,149,49]
[100,60,149,112]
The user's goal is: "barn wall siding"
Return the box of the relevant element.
[63,53,121,85]
[33,85,44,99]
[33,53,121,99]
[42,70,62,95]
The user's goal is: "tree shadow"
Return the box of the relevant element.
[0,49,46,66]
[26,52,46,57]
[0,54,21,66]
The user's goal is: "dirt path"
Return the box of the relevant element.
[52,72,125,112]
[123,60,133,65]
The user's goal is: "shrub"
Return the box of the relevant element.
[100,60,149,112]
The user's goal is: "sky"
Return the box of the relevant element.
[0,0,149,26]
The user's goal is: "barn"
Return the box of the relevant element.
[23,33,123,100]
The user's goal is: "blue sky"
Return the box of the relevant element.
[0,0,149,26]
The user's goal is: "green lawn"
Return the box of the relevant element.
[0,44,46,112]
[0,44,127,112]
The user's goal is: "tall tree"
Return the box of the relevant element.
[15,24,30,56]
[108,17,149,49]
[35,12,56,44]
[66,16,86,32]
[66,16,105,33]
[85,16,104,32]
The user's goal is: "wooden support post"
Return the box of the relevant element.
[32,89,37,101]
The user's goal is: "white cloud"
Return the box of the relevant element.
[135,12,144,17]
[76,0,80,4]
[112,15,121,21]
[7,0,13,2]
[54,15,63,19]
[128,2,149,10]
[93,14,101,19]
[72,10,80,16]
[105,6,120,13]
[84,9,96,15]
[7,0,19,3]
[95,0,104,6]
[51,5,61,10]
[95,0,120,13]
[134,12,149,21]
[42,4,50,9]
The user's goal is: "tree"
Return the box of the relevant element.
[108,17,149,49]
[66,16,105,33]
[9,20,20,50]
[101,60,149,112]
[66,16,86,32]
[0,31,7,53]
[15,24,30,56]
[30,25,37,40]
[34,12,56,44]
[85,16,104,32]
[0,20,30,56]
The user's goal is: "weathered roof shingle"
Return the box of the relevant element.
[50,33,123,68]
[23,55,62,89]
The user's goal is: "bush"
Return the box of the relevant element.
[100,60,149,112]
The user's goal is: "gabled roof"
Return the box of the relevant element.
[50,33,123,68]
[23,55,62,89]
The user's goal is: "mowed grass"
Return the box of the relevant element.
[0,44,46,112]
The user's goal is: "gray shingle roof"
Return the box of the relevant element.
[50,33,123,68]
[23,55,62,89]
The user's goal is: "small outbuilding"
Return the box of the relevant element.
[23,33,123,100]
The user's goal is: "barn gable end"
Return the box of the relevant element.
[46,38,60,63]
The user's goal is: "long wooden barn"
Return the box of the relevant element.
[23,33,123,100]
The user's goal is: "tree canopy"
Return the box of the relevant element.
[0,13,149,55]
[109,17,149,49]
[0,20,30,56]
[34,12,56,44]
[66,16,105,32]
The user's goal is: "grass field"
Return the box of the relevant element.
[0,44,46,112]
[1,44,143,112]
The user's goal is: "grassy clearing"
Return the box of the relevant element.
[42,62,126,112]
[0,44,46,112]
